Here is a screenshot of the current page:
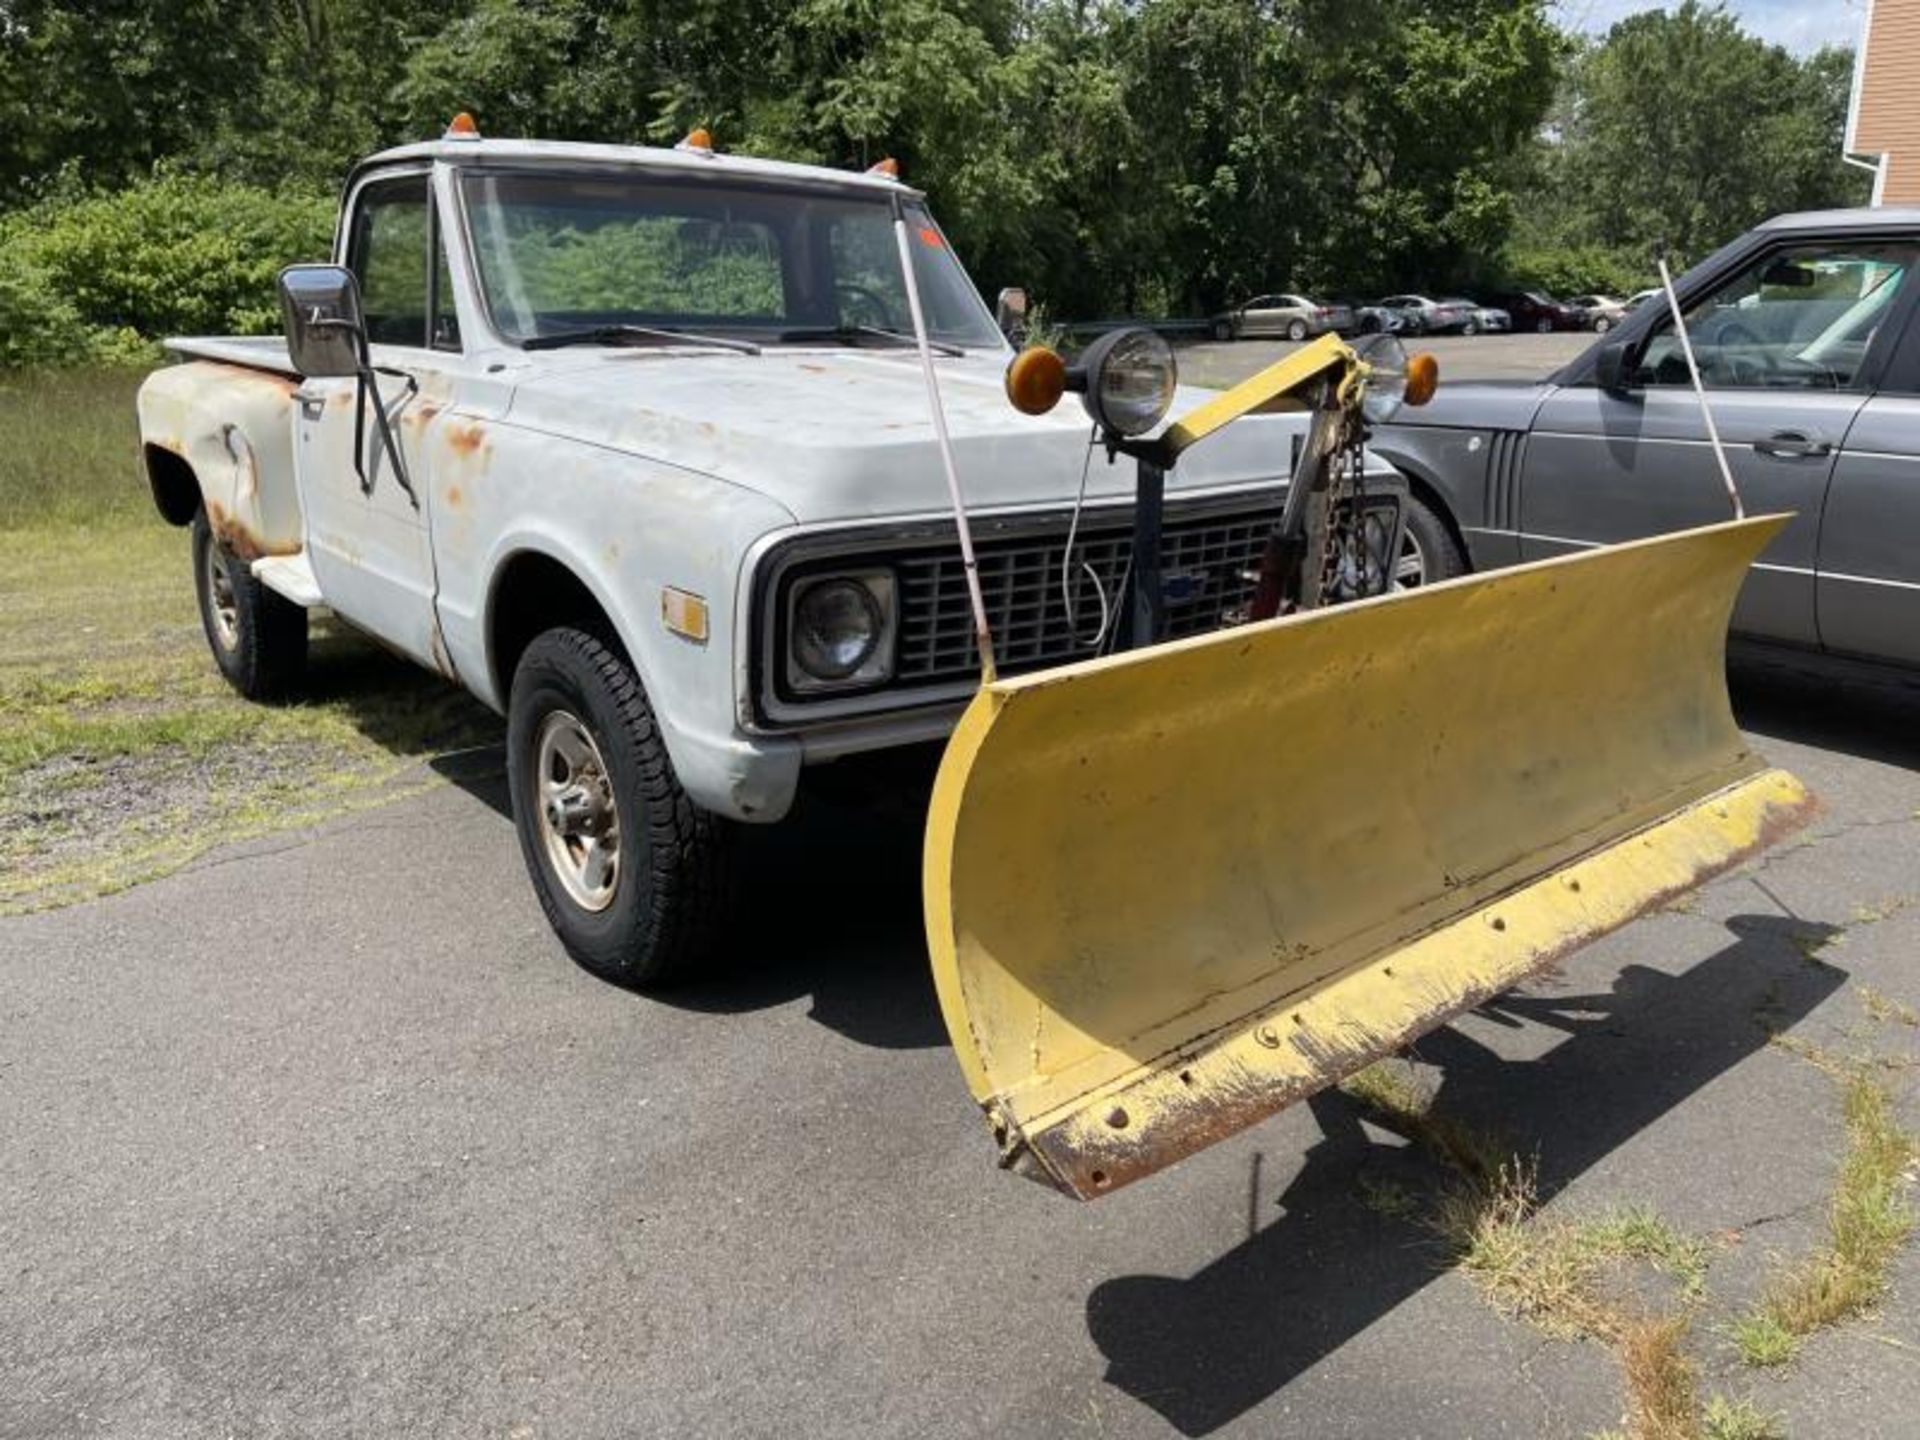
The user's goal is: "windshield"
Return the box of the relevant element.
[459,169,1003,349]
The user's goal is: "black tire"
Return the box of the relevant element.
[1286,319,1309,342]
[507,626,733,988]
[1535,317,1553,334]
[1359,314,1381,334]
[1211,319,1233,341]
[192,507,307,701]
[1462,318,1479,336]
[1593,315,1613,334]
[1398,493,1467,588]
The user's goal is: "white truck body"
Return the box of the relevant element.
[136,136,1339,824]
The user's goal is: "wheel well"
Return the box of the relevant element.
[1393,466,1473,572]
[144,444,201,527]
[488,551,626,702]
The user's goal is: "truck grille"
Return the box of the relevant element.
[893,502,1282,683]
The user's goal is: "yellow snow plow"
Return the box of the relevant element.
[903,313,1816,1199]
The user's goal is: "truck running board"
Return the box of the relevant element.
[252,554,322,608]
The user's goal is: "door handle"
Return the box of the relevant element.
[1752,430,1831,459]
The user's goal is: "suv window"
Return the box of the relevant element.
[348,176,432,347]
[1636,242,1917,391]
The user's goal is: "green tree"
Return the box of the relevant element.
[1542,2,1866,267]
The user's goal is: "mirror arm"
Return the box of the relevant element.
[351,363,421,509]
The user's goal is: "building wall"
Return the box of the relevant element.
[1850,0,1920,204]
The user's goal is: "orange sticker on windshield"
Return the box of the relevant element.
[918,226,944,249]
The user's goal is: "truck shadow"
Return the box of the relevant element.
[1083,917,1845,1437]
[669,779,947,1050]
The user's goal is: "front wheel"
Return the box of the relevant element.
[507,627,733,988]
[1211,319,1233,342]
[1394,494,1467,589]
[192,507,307,701]
[1535,317,1553,334]
[1462,319,1479,336]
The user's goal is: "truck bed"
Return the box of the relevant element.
[164,335,300,376]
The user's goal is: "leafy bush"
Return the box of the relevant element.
[1503,243,1650,300]
[0,173,332,362]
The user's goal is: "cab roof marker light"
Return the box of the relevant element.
[867,157,901,179]
[444,112,481,141]
[676,128,716,157]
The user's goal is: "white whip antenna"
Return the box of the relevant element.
[1656,250,1744,520]
[892,197,997,680]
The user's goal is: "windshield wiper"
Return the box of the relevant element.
[521,323,760,355]
[778,324,966,358]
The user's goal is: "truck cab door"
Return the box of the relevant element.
[1516,237,1915,650]
[293,170,453,672]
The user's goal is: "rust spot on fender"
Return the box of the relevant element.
[203,497,301,563]
[196,362,300,399]
[444,484,464,509]
[445,420,490,461]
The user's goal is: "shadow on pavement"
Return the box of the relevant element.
[672,774,946,1050]
[425,737,948,1051]
[1730,649,1920,770]
[1085,916,1844,1437]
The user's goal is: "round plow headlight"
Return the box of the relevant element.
[1079,327,1177,437]
[792,578,883,681]
[1355,332,1439,423]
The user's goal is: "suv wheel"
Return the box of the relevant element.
[192,507,307,700]
[1394,495,1467,589]
[507,626,733,988]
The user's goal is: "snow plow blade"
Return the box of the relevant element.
[923,515,1816,1199]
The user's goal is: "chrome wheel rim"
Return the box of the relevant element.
[1393,526,1428,588]
[203,536,240,652]
[533,710,622,912]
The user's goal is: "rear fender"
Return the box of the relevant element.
[136,361,304,559]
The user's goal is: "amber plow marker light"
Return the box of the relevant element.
[1004,347,1068,417]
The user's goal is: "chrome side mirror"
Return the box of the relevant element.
[279,264,367,378]
[994,286,1030,339]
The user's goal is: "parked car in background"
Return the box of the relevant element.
[1375,295,1478,335]
[1568,294,1629,332]
[1210,293,1354,341]
[1625,287,1664,311]
[1490,290,1580,332]
[1339,299,1412,335]
[1370,207,1920,671]
[1447,298,1510,335]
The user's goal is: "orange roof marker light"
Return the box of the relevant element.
[867,157,901,179]
[444,112,481,141]
[676,128,715,157]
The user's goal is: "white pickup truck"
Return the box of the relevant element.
[136,124,1431,984]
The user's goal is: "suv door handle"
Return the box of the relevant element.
[1752,430,1831,459]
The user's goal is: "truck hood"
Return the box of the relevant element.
[502,348,1314,523]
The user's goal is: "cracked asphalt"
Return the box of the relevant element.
[4,337,1917,1438]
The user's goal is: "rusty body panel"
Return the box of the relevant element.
[137,359,303,559]
[922,516,1816,1198]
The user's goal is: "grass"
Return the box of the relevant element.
[0,367,155,528]
[1699,1395,1787,1440]
[1730,1068,1918,1368]
[1,368,499,912]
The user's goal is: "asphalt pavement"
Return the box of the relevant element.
[4,336,1917,1439]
